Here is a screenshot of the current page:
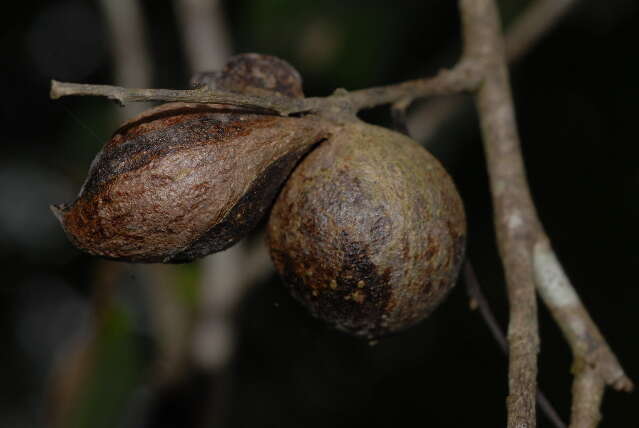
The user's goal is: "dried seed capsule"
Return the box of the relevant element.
[53,53,328,263]
[52,104,327,263]
[267,121,466,339]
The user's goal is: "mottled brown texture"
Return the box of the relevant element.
[191,53,304,98]
[53,102,328,263]
[267,122,466,339]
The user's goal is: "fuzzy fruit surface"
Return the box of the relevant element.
[267,122,466,339]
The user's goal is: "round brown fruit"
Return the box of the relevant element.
[267,121,466,339]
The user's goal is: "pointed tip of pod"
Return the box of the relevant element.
[49,203,67,224]
[53,108,330,264]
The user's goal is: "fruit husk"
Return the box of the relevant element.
[267,121,466,339]
[193,53,305,98]
[53,102,328,263]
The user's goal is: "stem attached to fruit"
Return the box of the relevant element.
[51,63,478,120]
[50,80,307,115]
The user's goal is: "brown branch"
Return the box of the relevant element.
[49,80,305,115]
[505,0,580,62]
[532,240,633,393]
[464,262,567,428]
[50,62,478,119]
[459,1,632,427]
[459,1,541,426]
[409,0,582,143]
[570,365,605,428]
[52,0,576,123]
[533,239,633,428]
[343,63,479,112]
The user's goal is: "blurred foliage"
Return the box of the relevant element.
[66,307,144,428]
[1,0,638,427]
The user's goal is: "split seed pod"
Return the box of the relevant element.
[267,122,466,339]
[53,54,327,263]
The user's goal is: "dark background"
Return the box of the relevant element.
[1,0,637,427]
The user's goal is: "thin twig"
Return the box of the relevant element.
[343,63,479,112]
[409,0,582,143]
[532,240,633,393]
[53,0,577,123]
[464,262,567,428]
[49,80,304,115]
[533,239,633,428]
[50,62,478,119]
[505,0,580,62]
[464,262,508,351]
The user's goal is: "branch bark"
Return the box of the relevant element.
[459,1,540,425]
[50,62,478,118]
[459,1,632,427]
[49,80,305,115]
[409,0,581,143]
[464,262,567,428]
[569,365,605,428]
[505,0,580,62]
[533,239,633,428]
